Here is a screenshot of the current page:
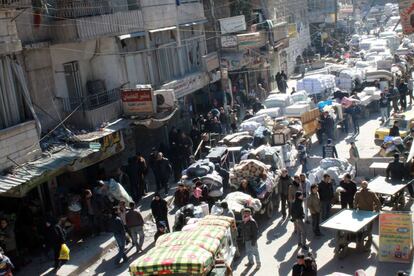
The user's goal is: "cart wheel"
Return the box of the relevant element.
[266,200,274,219]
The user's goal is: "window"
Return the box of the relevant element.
[63,61,83,99]
[0,56,31,130]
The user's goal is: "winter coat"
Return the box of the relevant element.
[240,219,258,243]
[174,189,190,208]
[386,160,405,180]
[354,188,381,212]
[110,216,126,236]
[288,182,301,202]
[291,199,305,220]
[125,209,144,228]
[151,199,168,221]
[339,180,357,203]
[154,158,172,182]
[307,193,321,215]
[318,181,334,202]
[278,175,293,196]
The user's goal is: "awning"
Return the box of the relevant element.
[149,26,177,33]
[132,108,178,129]
[179,19,208,27]
[0,147,98,197]
[73,118,131,142]
[117,31,146,40]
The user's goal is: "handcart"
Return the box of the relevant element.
[321,209,379,259]
[368,176,408,210]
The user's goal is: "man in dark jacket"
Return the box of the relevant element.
[278,169,292,219]
[178,132,193,167]
[151,193,170,231]
[339,174,357,209]
[399,81,408,111]
[292,253,305,276]
[386,154,405,181]
[322,139,338,158]
[291,191,308,250]
[154,152,172,195]
[318,174,334,220]
[240,208,260,268]
[52,217,67,270]
[320,111,335,140]
[111,208,127,265]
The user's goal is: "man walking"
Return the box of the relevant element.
[110,208,128,266]
[322,139,338,158]
[52,216,67,271]
[308,184,322,236]
[318,174,334,220]
[125,202,145,252]
[291,191,308,250]
[151,193,170,231]
[299,174,311,223]
[278,169,292,220]
[240,208,260,268]
[379,93,389,123]
[154,152,172,195]
[349,142,360,174]
[339,174,357,209]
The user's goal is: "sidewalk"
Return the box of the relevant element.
[16,185,177,276]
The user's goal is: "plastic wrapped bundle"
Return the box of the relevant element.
[106,179,134,203]
[239,121,261,134]
[224,191,263,213]
[221,132,253,146]
[186,159,214,178]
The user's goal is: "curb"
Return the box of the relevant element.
[67,195,175,276]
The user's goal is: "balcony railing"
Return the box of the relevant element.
[62,88,121,112]
[54,0,140,19]
[0,0,31,8]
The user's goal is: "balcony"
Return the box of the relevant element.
[0,0,31,8]
[62,88,122,130]
[51,1,144,43]
[0,10,22,54]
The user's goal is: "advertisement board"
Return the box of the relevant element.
[219,15,246,34]
[379,212,413,263]
[400,0,414,35]
[121,86,155,115]
[221,35,238,48]
[237,31,267,50]
[202,52,220,72]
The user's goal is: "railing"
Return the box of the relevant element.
[54,0,140,19]
[62,87,121,112]
[0,0,31,7]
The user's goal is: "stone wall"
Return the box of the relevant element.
[0,121,41,172]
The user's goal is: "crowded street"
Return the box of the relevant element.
[1,0,414,276]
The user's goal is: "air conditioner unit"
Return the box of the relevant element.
[153,89,176,111]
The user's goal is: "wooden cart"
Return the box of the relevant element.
[368,176,408,210]
[321,209,379,259]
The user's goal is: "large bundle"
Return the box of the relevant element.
[186,159,215,178]
[106,179,134,204]
[298,74,336,95]
[285,103,311,116]
[200,171,223,197]
[291,90,310,104]
[221,132,253,147]
[256,107,282,118]
[230,159,270,186]
[224,191,262,213]
[239,121,261,134]
[243,114,274,127]
[307,158,355,186]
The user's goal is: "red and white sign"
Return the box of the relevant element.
[400,0,414,35]
[121,86,155,115]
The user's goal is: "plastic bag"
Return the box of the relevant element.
[59,243,70,260]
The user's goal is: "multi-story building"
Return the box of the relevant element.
[0,0,216,219]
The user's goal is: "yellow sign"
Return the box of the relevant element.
[288,23,297,38]
[379,212,413,263]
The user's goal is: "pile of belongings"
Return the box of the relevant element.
[241,145,282,171]
[381,136,405,157]
[229,159,276,199]
[182,159,223,197]
[296,74,336,95]
[252,125,272,147]
[224,191,262,213]
[308,158,355,186]
[220,131,253,147]
[357,86,381,106]
[240,114,274,134]
[256,107,282,118]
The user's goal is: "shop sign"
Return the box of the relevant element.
[68,131,125,171]
[160,72,209,99]
[400,0,414,35]
[219,15,246,34]
[121,86,155,116]
[288,23,298,38]
[273,22,288,42]
[379,212,413,263]
[274,37,289,51]
[221,35,238,48]
[221,52,252,71]
[237,31,267,50]
[202,52,219,72]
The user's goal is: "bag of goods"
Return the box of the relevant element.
[186,159,214,178]
[239,121,261,134]
[106,179,134,203]
[256,107,281,118]
[285,103,311,116]
[224,191,262,213]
